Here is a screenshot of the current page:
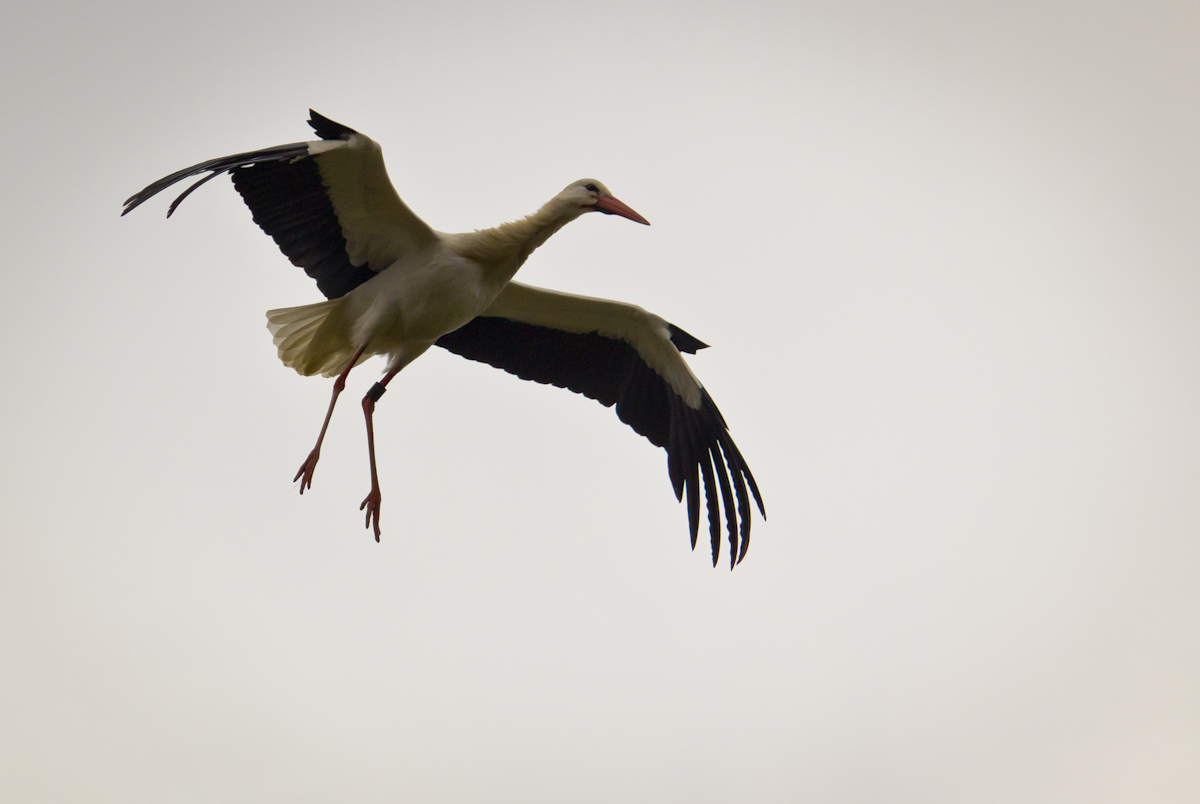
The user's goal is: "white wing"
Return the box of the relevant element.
[122,110,436,298]
[436,281,765,567]
[482,282,704,408]
[310,129,437,271]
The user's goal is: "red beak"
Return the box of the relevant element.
[593,194,650,226]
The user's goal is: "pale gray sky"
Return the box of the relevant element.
[2,1,1198,801]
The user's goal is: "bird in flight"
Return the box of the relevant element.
[123,111,764,567]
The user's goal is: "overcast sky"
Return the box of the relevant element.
[2,1,1198,801]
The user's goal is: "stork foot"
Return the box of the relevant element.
[360,488,382,541]
[294,449,321,494]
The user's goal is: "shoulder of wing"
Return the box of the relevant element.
[482,282,702,407]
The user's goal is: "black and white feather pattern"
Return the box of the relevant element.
[230,156,377,298]
[436,314,765,566]
[122,111,424,298]
[123,111,765,566]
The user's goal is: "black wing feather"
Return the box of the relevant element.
[308,109,359,140]
[122,111,378,301]
[697,442,722,566]
[709,436,740,569]
[122,141,311,217]
[668,323,709,354]
[230,157,375,299]
[674,392,703,551]
[436,316,764,567]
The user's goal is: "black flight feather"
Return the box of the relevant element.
[121,111,375,300]
[435,316,763,567]
[231,158,375,299]
[308,109,359,140]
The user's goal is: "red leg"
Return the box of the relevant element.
[294,346,367,494]
[360,367,400,541]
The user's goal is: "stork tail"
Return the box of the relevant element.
[265,299,354,377]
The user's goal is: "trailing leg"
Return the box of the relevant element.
[360,367,400,540]
[294,345,367,493]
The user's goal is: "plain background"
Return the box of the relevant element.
[2,1,1198,801]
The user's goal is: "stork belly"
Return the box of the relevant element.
[346,259,487,350]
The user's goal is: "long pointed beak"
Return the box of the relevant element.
[593,194,651,226]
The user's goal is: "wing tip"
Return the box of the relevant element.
[668,323,709,354]
[670,386,764,570]
[308,110,359,140]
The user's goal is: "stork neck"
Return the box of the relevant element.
[509,200,579,258]
[460,196,582,280]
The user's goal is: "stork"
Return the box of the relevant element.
[123,111,764,567]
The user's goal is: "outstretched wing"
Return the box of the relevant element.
[435,281,765,567]
[122,110,437,299]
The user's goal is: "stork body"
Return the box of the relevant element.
[123,111,764,567]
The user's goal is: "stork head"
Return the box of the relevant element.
[566,179,651,226]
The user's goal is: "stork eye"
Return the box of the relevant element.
[584,183,598,192]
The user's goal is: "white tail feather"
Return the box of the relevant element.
[265,299,355,377]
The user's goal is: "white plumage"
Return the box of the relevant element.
[124,110,763,567]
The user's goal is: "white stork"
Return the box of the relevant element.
[123,111,764,567]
